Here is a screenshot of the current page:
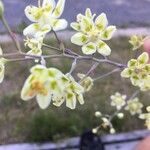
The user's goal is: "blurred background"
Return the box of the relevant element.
[0,0,150,145]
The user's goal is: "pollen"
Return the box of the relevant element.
[31,81,48,96]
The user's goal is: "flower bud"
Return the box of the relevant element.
[95,111,102,117]
[146,106,150,112]
[0,0,4,18]
[92,128,98,134]
[117,113,124,119]
[110,128,116,134]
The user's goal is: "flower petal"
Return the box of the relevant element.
[77,94,84,105]
[70,22,80,31]
[0,46,3,55]
[66,92,76,109]
[21,75,36,101]
[36,92,52,109]
[42,0,56,11]
[50,19,68,31]
[52,94,65,107]
[25,6,41,22]
[95,13,108,31]
[138,52,149,65]
[23,23,51,37]
[71,33,88,46]
[48,68,63,78]
[85,8,92,18]
[121,68,132,78]
[100,26,116,40]
[80,16,93,33]
[127,59,137,68]
[82,42,96,55]
[0,64,4,83]
[97,40,111,56]
[52,0,66,18]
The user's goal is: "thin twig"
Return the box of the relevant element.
[1,16,21,52]
[43,43,61,52]
[79,62,100,83]
[94,68,120,81]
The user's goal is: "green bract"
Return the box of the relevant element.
[71,8,116,56]
[121,52,150,91]
[23,0,68,38]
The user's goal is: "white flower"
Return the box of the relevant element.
[21,65,52,109]
[24,37,43,56]
[71,8,116,56]
[24,0,68,38]
[125,98,143,115]
[52,74,85,109]
[77,73,94,92]
[110,92,126,110]
[121,52,150,91]
[95,111,102,117]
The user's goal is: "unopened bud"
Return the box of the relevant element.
[95,111,102,117]
[92,128,98,134]
[117,113,124,119]
[147,106,150,112]
[110,128,116,134]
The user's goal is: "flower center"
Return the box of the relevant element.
[31,81,48,96]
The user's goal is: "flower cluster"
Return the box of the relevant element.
[125,98,143,115]
[110,92,126,110]
[121,52,150,91]
[139,106,150,130]
[71,8,116,56]
[21,65,84,109]
[23,0,67,56]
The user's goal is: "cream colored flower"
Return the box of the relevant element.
[121,52,150,91]
[24,37,43,56]
[129,35,144,51]
[21,65,52,109]
[71,8,116,56]
[125,98,143,115]
[110,92,126,110]
[24,0,68,37]
[52,74,85,109]
[21,65,67,109]
[21,64,85,110]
